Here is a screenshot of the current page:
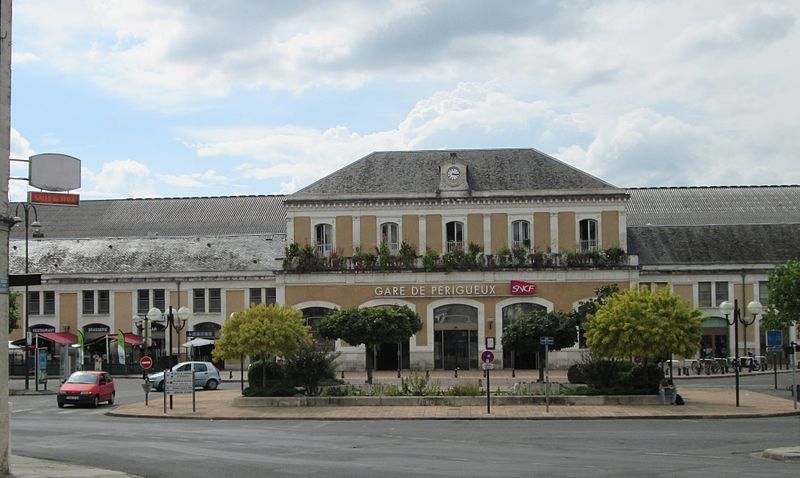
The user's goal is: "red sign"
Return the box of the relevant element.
[28,191,80,206]
[510,280,537,295]
[139,356,153,370]
[481,350,495,364]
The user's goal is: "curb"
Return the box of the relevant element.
[9,389,57,396]
[105,409,800,421]
[762,447,800,463]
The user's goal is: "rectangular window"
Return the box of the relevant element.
[759,281,769,307]
[512,220,531,249]
[98,290,110,314]
[445,221,464,252]
[208,288,222,313]
[698,282,712,307]
[28,291,40,316]
[249,288,262,306]
[82,291,95,315]
[137,289,150,315]
[153,289,165,312]
[43,291,56,315]
[655,282,668,289]
[639,282,651,291]
[714,282,728,306]
[265,288,277,305]
[193,289,206,313]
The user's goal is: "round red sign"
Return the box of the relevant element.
[139,356,153,369]
[481,350,495,364]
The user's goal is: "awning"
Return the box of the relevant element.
[38,332,78,345]
[8,341,22,350]
[107,333,145,346]
[183,338,215,348]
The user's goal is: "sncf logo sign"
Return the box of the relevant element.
[510,280,537,295]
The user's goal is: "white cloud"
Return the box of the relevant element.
[81,160,158,198]
[8,129,37,201]
[158,170,231,188]
[12,52,41,64]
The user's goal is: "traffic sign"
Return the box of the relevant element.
[766,346,783,353]
[481,350,495,364]
[165,371,194,395]
[766,330,783,347]
[540,336,554,345]
[139,356,153,370]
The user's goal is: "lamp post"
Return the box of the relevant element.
[740,301,761,359]
[719,299,763,407]
[165,306,188,368]
[12,203,42,390]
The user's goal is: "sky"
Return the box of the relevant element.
[8,0,800,201]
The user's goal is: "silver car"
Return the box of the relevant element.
[148,361,222,391]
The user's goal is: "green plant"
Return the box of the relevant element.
[353,249,377,270]
[496,246,512,267]
[441,248,465,272]
[530,250,547,267]
[400,373,441,396]
[283,242,300,270]
[447,383,481,396]
[398,241,418,268]
[422,249,440,271]
[377,240,392,271]
[567,364,586,384]
[511,244,528,266]
[327,249,345,269]
[242,384,300,397]
[297,243,325,272]
[321,384,360,397]
[604,246,626,266]
[463,242,484,269]
[284,346,339,396]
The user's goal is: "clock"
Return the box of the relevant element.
[446,166,461,182]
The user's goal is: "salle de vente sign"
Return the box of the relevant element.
[373,280,537,298]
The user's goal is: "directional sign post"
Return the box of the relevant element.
[481,350,495,414]
[163,371,196,413]
[540,336,554,412]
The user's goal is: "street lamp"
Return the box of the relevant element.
[741,301,762,360]
[719,299,763,407]
[165,306,189,367]
[12,203,42,390]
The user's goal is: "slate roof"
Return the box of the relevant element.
[627,186,800,226]
[8,195,286,240]
[628,223,800,266]
[9,235,285,276]
[289,148,621,200]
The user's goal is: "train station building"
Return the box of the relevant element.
[9,148,800,371]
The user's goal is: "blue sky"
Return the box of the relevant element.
[9,0,800,200]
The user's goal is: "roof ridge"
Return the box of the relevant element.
[627,185,800,190]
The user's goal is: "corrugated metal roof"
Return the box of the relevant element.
[290,148,621,199]
[628,223,800,266]
[626,186,800,226]
[9,195,287,240]
[9,235,285,275]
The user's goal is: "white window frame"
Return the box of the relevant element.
[576,214,601,252]
[312,220,335,257]
[443,217,466,252]
[378,219,401,254]
[508,217,532,250]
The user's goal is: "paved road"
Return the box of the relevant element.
[676,369,800,400]
[8,378,800,477]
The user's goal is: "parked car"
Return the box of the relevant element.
[147,361,221,392]
[57,371,115,408]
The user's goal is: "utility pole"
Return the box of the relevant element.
[1,0,14,474]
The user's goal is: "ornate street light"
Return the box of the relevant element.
[12,203,42,390]
[719,299,763,407]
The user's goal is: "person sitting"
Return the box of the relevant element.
[659,379,676,405]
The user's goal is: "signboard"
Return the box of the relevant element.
[164,371,194,395]
[29,325,55,333]
[766,330,783,347]
[9,274,42,286]
[187,330,217,338]
[139,356,153,370]
[29,191,80,206]
[29,153,81,191]
[510,280,537,295]
[481,350,495,364]
[37,348,48,384]
[766,346,783,353]
[540,336,554,345]
[85,325,110,333]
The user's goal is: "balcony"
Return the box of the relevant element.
[282,242,634,273]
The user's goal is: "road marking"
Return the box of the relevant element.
[11,408,34,414]
[645,452,727,460]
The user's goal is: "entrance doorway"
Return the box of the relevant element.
[701,317,729,358]
[501,303,546,369]
[375,342,411,370]
[433,304,478,370]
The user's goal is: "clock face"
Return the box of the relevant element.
[446,166,461,182]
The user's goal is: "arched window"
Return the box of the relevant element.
[380,222,400,253]
[314,223,333,256]
[511,220,531,249]
[302,307,336,351]
[445,221,464,252]
[578,219,598,252]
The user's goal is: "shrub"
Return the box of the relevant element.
[579,353,633,389]
[616,364,663,394]
[496,247,512,267]
[400,373,441,396]
[247,359,286,388]
[447,383,481,396]
[422,249,440,272]
[398,242,417,268]
[242,384,299,397]
[321,385,359,397]
[567,364,586,384]
[284,347,339,396]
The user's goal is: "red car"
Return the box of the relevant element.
[57,371,115,408]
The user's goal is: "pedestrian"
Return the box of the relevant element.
[658,378,676,405]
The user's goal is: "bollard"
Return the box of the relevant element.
[341,370,345,379]
[512,368,516,378]
[425,370,430,379]
[454,367,459,378]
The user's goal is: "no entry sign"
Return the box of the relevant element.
[139,356,153,369]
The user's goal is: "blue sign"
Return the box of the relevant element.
[540,336,554,345]
[766,330,783,347]
[481,350,495,364]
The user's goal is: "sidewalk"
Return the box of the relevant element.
[9,455,139,477]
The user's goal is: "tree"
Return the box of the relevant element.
[501,309,578,381]
[762,260,800,330]
[213,303,312,387]
[9,291,20,333]
[572,284,620,347]
[318,305,422,384]
[584,287,703,361]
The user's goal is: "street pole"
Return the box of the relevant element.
[733,300,740,407]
